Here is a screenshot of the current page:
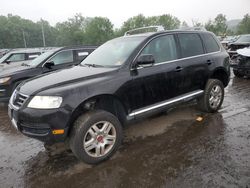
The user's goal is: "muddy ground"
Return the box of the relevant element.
[0,76,249,188]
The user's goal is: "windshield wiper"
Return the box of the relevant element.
[84,63,104,68]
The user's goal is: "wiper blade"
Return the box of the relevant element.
[84,63,104,67]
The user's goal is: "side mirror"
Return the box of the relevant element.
[136,54,155,68]
[4,60,11,64]
[44,61,55,69]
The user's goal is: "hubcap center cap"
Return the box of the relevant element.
[97,135,104,143]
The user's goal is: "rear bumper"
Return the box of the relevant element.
[8,104,72,143]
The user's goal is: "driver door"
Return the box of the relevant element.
[129,34,179,113]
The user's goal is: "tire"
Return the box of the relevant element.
[198,79,224,113]
[233,69,244,78]
[69,110,123,164]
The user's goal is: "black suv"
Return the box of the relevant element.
[0,46,97,102]
[8,27,230,164]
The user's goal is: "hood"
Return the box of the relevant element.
[0,64,33,77]
[229,42,250,46]
[18,65,117,95]
[237,48,250,57]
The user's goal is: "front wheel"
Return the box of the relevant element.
[69,110,123,164]
[198,79,224,113]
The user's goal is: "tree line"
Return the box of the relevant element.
[0,13,249,48]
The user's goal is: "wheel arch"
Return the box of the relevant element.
[67,94,128,133]
[210,67,230,87]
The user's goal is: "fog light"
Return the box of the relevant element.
[52,129,65,135]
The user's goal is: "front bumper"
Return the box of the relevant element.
[8,103,72,143]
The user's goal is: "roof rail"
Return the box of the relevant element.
[178,27,207,31]
[124,25,165,36]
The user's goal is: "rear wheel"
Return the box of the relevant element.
[69,110,122,164]
[233,69,244,78]
[198,79,224,113]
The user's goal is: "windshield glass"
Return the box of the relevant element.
[28,50,56,66]
[0,53,11,64]
[236,35,250,43]
[81,36,145,67]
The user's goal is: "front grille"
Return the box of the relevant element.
[12,91,28,109]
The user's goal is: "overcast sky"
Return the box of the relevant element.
[0,0,249,28]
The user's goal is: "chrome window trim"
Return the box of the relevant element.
[129,90,204,117]
[154,51,221,66]
[131,32,222,70]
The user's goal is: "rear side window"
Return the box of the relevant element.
[178,33,204,58]
[75,50,89,62]
[141,35,178,64]
[202,34,220,53]
[27,53,40,60]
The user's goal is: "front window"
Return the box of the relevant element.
[48,50,73,65]
[140,35,178,64]
[81,37,145,67]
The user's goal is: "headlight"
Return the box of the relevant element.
[27,96,63,109]
[0,77,11,84]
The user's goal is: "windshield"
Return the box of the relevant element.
[0,53,11,64]
[236,35,250,43]
[81,36,145,67]
[28,50,56,66]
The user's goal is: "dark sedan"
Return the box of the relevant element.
[0,46,97,102]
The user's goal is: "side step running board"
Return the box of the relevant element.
[129,90,204,117]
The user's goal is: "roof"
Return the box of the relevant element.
[122,29,212,39]
[8,47,60,54]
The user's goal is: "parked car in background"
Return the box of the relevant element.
[230,47,250,78]
[0,48,45,65]
[0,46,97,102]
[221,35,239,49]
[228,34,250,57]
[8,26,230,164]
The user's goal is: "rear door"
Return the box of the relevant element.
[175,33,209,94]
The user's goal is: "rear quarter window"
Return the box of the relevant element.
[178,33,204,58]
[27,53,41,60]
[75,50,90,62]
[202,33,220,53]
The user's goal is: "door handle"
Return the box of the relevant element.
[207,59,214,65]
[175,66,183,72]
